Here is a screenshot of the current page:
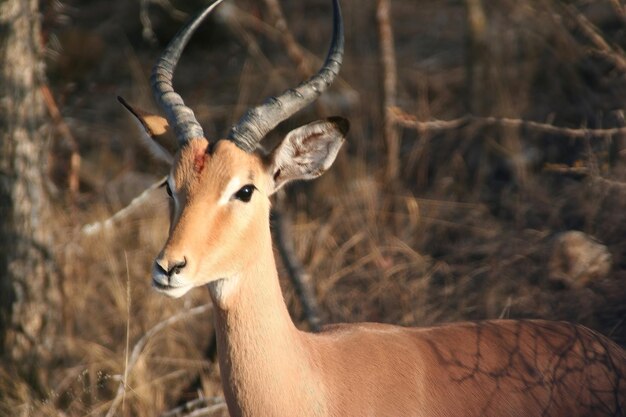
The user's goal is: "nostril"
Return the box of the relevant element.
[155,259,168,275]
[169,257,187,276]
[155,257,187,278]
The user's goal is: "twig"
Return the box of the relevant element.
[105,303,213,417]
[543,164,626,191]
[259,0,347,116]
[160,397,226,417]
[140,0,187,44]
[216,1,301,129]
[81,176,167,236]
[216,3,275,75]
[230,1,358,99]
[140,0,158,44]
[123,252,132,414]
[591,176,626,189]
[543,163,589,175]
[609,0,626,24]
[376,0,400,182]
[272,208,322,332]
[390,108,470,133]
[389,107,626,139]
[561,3,626,73]
[261,0,312,79]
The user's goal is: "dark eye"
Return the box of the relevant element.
[233,184,255,202]
[165,182,173,198]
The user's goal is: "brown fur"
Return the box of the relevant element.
[130,114,626,416]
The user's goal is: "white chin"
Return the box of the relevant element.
[207,276,239,306]
[152,282,194,298]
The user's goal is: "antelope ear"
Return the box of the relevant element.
[118,96,176,165]
[267,117,349,193]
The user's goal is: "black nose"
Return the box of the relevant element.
[156,257,187,277]
[169,258,187,276]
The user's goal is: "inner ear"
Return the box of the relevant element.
[268,117,349,193]
[118,96,177,165]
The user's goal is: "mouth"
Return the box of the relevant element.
[151,278,193,298]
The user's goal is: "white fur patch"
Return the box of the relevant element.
[218,177,242,206]
[208,276,240,306]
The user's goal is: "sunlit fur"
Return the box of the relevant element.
[153,138,626,417]
[154,139,272,305]
[120,101,625,416]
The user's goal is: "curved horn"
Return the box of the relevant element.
[151,0,225,145]
[227,0,344,152]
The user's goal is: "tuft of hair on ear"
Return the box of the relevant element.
[327,116,350,137]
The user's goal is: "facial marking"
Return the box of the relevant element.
[208,276,240,307]
[194,149,208,173]
[218,176,242,206]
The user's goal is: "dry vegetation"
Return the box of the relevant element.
[3,0,626,415]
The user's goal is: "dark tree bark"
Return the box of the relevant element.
[0,0,61,378]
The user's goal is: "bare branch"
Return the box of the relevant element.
[390,106,626,138]
[140,0,188,44]
[609,0,626,24]
[216,3,275,74]
[390,108,470,133]
[81,176,167,236]
[561,3,626,73]
[593,176,626,189]
[543,163,590,175]
[261,0,312,79]
[376,0,400,182]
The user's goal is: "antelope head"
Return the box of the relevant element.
[120,0,348,299]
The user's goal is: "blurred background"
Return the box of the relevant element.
[1,0,626,415]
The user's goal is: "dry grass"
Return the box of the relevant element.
[3,0,626,415]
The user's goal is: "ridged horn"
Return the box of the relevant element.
[226,0,344,152]
[150,0,225,145]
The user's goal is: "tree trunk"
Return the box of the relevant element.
[0,0,60,380]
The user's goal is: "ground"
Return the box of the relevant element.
[5,0,626,415]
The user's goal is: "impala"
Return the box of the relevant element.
[120,0,626,415]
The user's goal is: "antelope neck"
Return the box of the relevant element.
[209,223,326,417]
